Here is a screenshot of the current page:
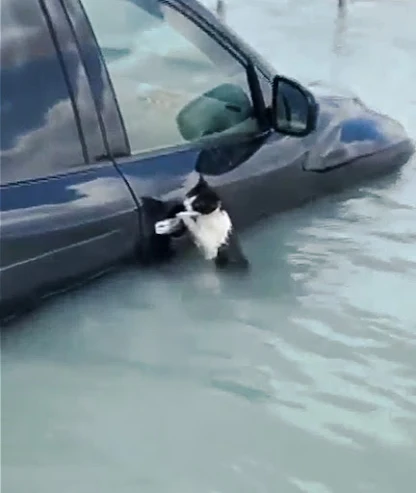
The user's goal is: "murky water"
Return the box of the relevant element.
[2,1,416,492]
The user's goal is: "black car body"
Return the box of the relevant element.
[0,0,414,322]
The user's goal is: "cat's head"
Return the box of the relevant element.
[184,175,221,215]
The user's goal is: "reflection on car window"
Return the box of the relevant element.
[82,0,260,154]
[0,0,85,184]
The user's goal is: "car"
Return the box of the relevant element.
[0,0,414,323]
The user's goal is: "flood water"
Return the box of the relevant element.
[2,1,416,492]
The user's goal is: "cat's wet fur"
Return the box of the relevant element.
[178,175,249,270]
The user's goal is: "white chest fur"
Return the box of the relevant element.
[180,208,232,260]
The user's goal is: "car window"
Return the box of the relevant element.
[81,0,261,155]
[0,0,86,185]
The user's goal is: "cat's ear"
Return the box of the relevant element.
[183,171,202,193]
[183,172,206,198]
[196,173,207,187]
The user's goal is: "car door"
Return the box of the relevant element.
[79,0,314,244]
[0,0,139,317]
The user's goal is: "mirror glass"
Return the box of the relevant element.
[274,79,312,135]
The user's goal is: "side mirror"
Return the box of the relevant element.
[271,75,318,137]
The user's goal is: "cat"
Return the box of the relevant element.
[176,175,249,270]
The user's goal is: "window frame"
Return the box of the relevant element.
[81,0,270,161]
[44,0,112,165]
[38,0,89,164]
[62,0,131,159]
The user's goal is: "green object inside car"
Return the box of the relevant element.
[176,83,254,141]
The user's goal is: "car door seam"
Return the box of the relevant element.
[72,0,130,155]
[56,0,111,159]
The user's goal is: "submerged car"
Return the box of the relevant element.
[0,0,414,322]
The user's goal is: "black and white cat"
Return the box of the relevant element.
[156,175,249,270]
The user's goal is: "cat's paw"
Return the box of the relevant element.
[176,211,200,219]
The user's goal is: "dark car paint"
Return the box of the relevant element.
[0,0,140,320]
[0,0,414,323]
